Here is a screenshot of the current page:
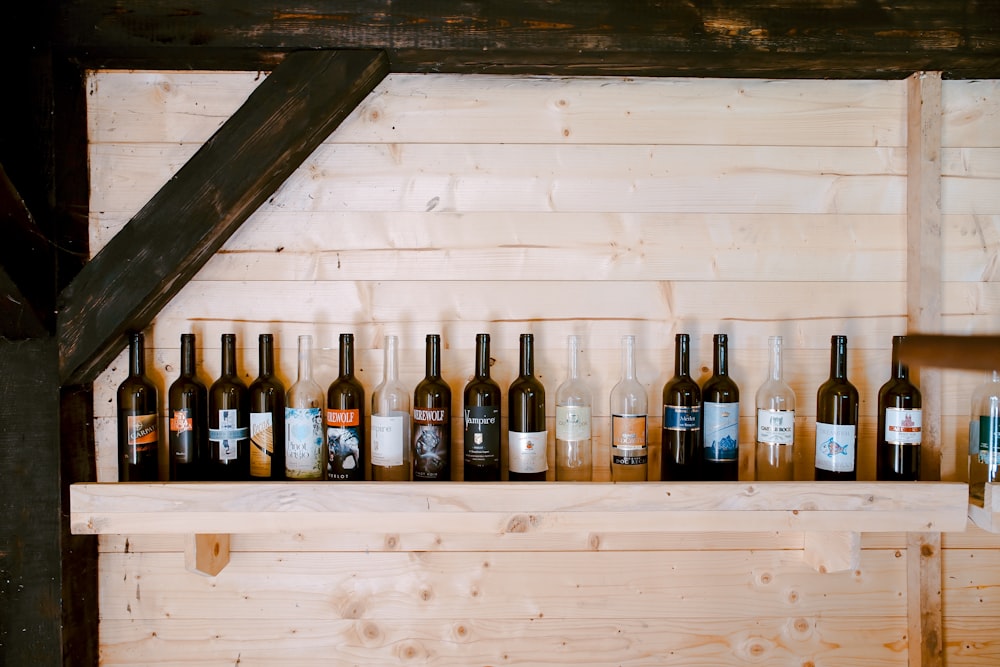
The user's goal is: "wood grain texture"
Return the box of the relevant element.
[58,50,390,386]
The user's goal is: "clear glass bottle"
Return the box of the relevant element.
[969,370,1000,500]
[371,335,411,481]
[555,335,593,481]
[755,335,796,481]
[610,335,648,482]
[284,335,325,480]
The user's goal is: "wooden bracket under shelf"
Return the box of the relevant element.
[70,481,968,575]
[968,483,1000,532]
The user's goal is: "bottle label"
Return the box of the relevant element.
[556,405,591,441]
[327,409,362,480]
[372,414,405,467]
[413,407,450,480]
[611,414,648,465]
[884,407,922,445]
[979,415,1000,464]
[664,405,700,432]
[249,411,275,477]
[285,407,324,479]
[815,422,856,472]
[209,409,248,462]
[757,409,795,446]
[508,430,548,474]
[703,402,739,462]
[126,414,159,462]
[169,409,193,464]
[464,406,500,467]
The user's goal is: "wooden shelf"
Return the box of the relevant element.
[968,483,1000,532]
[71,481,967,576]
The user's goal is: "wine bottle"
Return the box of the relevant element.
[610,334,648,482]
[755,335,796,481]
[248,333,285,480]
[168,333,207,481]
[413,334,452,481]
[463,333,502,481]
[661,333,702,481]
[326,333,366,481]
[702,333,740,481]
[555,335,593,481]
[117,331,161,481]
[969,370,1000,500]
[284,335,325,480]
[876,335,922,481]
[371,335,411,481]
[208,333,250,480]
[508,333,548,481]
[814,335,859,481]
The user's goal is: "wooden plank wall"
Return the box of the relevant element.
[87,72,1000,665]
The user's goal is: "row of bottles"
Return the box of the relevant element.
[118,330,932,483]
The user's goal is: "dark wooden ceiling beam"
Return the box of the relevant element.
[57,0,1000,78]
[56,49,390,386]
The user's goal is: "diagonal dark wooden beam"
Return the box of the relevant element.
[56,49,389,386]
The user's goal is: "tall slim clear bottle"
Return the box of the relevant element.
[702,334,740,481]
[814,335,859,481]
[555,335,592,481]
[208,333,250,480]
[508,333,548,481]
[117,331,161,481]
[969,370,1000,500]
[248,333,285,480]
[611,335,648,482]
[463,333,502,481]
[326,333,366,480]
[755,335,796,481]
[285,335,325,480]
[371,335,411,481]
[876,335,922,481]
[662,333,701,481]
[413,334,451,481]
[168,333,207,481]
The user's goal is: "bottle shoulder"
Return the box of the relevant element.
[663,374,699,396]
[702,374,739,401]
[555,378,592,406]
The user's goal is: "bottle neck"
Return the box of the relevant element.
[519,334,534,377]
[384,336,399,382]
[566,335,580,380]
[890,335,908,380]
[768,336,783,382]
[426,335,441,378]
[713,335,728,376]
[830,336,848,379]
[475,334,491,378]
[621,336,636,380]
[297,335,313,382]
[339,334,354,377]
[258,334,274,376]
[129,332,145,376]
[675,334,689,377]
[180,334,196,376]
[221,334,237,377]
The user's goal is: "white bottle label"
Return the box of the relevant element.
[884,407,921,445]
[209,409,248,461]
[284,407,324,478]
[815,422,856,472]
[372,414,405,467]
[509,430,548,474]
[757,409,795,446]
[556,405,591,441]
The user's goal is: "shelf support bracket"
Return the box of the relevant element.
[185,533,231,577]
[803,531,860,573]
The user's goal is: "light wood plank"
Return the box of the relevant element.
[908,532,943,667]
[942,80,1000,148]
[97,550,907,621]
[97,616,909,666]
[184,534,230,577]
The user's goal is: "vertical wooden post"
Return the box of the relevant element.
[905,70,944,667]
